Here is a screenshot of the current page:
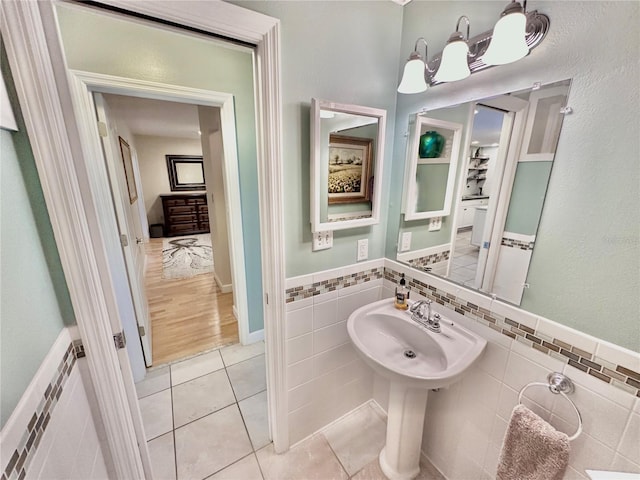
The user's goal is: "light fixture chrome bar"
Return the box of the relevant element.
[426,10,550,85]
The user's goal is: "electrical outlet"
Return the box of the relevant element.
[312,230,333,251]
[428,216,442,231]
[400,232,412,252]
[357,239,368,261]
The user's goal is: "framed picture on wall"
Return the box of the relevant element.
[119,136,138,204]
[327,134,372,204]
[166,155,206,191]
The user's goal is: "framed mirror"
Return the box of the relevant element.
[402,115,463,220]
[396,79,572,306]
[166,154,206,191]
[311,98,386,232]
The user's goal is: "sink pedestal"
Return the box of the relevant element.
[379,382,429,480]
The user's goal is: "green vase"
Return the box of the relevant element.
[418,131,445,158]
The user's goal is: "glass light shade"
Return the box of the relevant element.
[482,10,529,65]
[397,58,428,94]
[434,40,470,82]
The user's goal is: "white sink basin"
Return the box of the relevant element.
[347,298,487,389]
[347,298,487,480]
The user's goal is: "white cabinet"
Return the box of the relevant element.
[471,207,488,246]
[457,198,488,228]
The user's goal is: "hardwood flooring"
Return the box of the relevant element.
[144,237,238,365]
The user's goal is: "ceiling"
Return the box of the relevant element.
[103,94,201,139]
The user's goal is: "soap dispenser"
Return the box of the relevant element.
[394,273,409,310]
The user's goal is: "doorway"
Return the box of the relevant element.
[96,92,240,367]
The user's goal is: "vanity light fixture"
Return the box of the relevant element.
[397,2,549,92]
[433,16,471,83]
[481,1,529,65]
[397,38,431,94]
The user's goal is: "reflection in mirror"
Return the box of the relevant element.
[311,99,386,232]
[397,79,571,306]
[402,116,463,220]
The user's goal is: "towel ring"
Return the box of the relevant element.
[518,372,583,441]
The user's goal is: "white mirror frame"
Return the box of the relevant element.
[402,116,463,221]
[311,98,386,232]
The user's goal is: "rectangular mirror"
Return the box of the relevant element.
[166,154,205,191]
[311,98,386,232]
[396,79,571,307]
[402,115,463,220]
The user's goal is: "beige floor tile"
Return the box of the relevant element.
[175,404,252,480]
[238,390,270,450]
[322,403,387,476]
[172,370,236,428]
[139,389,173,441]
[351,456,445,480]
[208,454,264,480]
[136,366,170,399]
[148,432,176,480]
[171,349,224,386]
[227,354,266,401]
[220,341,265,367]
[256,434,348,480]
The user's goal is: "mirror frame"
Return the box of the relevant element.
[402,115,463,221]
[166,154,206,192]
[310,98,386,232]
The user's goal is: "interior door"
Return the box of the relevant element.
[94,93,153,366]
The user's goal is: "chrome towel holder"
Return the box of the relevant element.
[518,372,583,441]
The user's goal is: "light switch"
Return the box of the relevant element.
[428,216,442,231]
[357,239,368,261]
[400,232,412,252]
[312,231,333,251]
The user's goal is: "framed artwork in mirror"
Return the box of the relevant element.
[119,136,137,204]
[166,155,206,191]
[327,134,372,204]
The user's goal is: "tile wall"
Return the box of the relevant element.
[284,258,640,479]
[0,328,112,480]
[284,260,385,444]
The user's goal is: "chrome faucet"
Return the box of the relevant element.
[409,299,442,333]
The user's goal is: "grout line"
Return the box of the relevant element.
[322,432,351,479]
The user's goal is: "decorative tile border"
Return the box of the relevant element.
[501,237,535,251]
[384,267,640,398]
[407,251,450,269]
[2,342,80,480]
[285,267,383,303]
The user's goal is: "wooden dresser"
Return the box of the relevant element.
[161,193,210,237]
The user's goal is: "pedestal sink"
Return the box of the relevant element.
[347,298,487,480]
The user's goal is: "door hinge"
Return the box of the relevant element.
[120,234,129,247]
[113,331,126,350]
[138,325,146,337]
[265,293,269,305]
[97,121,108,137]
[483,241,490,249]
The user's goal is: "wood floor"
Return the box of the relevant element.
[144,237,238,365]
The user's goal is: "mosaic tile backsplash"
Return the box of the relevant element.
[383,267,640,399]
[407,251,450,269]
[501,236,535,251]
[285,267,383,303]
[2,342,79,480]
[284,263,639,399]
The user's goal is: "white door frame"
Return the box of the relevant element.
[1,2,288,478]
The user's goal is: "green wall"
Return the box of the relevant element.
[1,48,75,427]
[233,1,403,277]
[504,162,553,236]
[389,1,639,351]
[55,4,264,332]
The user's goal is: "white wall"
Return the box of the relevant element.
[198,106,232,290]
[134,135,203,226]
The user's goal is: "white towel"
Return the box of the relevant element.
[497,404,570,480]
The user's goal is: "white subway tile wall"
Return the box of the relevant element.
[285,259,640,478]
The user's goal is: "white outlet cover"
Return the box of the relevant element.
[312,230,333,251]
[400,232,412,252]
[357,239,368,261]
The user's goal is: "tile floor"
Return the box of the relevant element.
[135,343,444,480]
[430,229,480,287]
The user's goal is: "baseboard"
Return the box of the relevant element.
[214,273,233,293]
[246,328,264,344]
[232,305,239,320]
